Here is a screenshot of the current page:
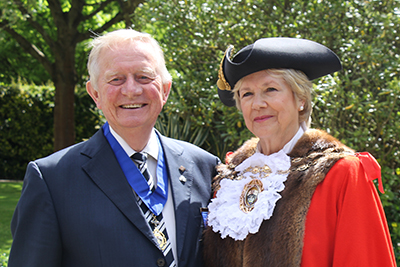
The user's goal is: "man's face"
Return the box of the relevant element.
[87,41,170,136]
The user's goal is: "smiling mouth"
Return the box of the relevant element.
[254,115,271,121]
[121,104,145,109]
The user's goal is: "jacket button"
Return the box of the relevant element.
[156,258,166,266]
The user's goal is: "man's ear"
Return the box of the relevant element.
[86,81,101,109]
[162,81,172,105]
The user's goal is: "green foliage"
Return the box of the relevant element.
[0,31,50,85]
[0,83,101,179]
[0,0,132,86]
[0,253,8,267]
[0,182,23,267]
[74,87,104,142]
[155,112,210,147]
[0,84,54,179]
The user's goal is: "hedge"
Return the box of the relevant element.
[0,83,100,180]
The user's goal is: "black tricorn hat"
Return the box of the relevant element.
[217,37,342,106]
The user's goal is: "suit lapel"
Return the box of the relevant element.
[159,134,194,259]
[80,130,160,248]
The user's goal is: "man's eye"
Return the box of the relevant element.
[137,75,155,83]
[109,77,124,85]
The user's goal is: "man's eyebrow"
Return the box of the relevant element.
[103,67,157,78]
[104,70,116,76]
[139,67,157,77]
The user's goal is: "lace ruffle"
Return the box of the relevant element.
[207,151,290,240]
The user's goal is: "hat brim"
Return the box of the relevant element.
[217,37,342,107]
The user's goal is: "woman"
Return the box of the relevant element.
[203,38,396,267]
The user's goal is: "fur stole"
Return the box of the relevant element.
[203,129,354,267]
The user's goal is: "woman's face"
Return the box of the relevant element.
[238,70,303,152]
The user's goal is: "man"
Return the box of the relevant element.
[9,29,220,267]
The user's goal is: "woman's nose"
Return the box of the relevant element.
[252,95,268,109]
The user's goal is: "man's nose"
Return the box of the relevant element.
[121,77,143,97]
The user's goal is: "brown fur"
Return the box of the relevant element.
[203,129,354,267]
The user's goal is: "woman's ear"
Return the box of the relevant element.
[298,100,305,111]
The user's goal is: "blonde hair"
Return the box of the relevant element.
[232,69,312,124]
[87,29,172,89]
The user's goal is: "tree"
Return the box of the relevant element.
[0,0,144,151]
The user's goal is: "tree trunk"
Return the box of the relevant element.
[53,45,76,151]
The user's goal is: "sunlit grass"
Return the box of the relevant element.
[0,182,22,267]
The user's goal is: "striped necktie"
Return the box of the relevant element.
[131,152,155,192]
[131,152,176,267]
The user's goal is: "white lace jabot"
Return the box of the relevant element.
[207,126,306,240]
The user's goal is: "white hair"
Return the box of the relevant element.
[87,29,172,89]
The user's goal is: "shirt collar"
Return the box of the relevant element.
[109,126,159,161]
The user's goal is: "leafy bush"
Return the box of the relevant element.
[0,83,100,180]
[0,84,54,180]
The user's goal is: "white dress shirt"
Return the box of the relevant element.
[109,126,178,264]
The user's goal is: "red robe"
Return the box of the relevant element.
[302,154,396,266]
[203,130,396,267]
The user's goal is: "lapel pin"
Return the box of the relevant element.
[179,165,186,173]
[179,175,187,183]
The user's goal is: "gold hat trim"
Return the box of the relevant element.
[216,45,234,91]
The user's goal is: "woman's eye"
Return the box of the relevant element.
[266,87,277,92]
[241,92,253,98]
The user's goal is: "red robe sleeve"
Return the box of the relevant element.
[301,154,396,267]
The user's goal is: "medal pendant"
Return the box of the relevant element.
[240,179,264,213]
[153,228,167,250]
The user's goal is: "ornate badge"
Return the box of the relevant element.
[153,228,167,250]
[240,179,264,213]
[151,215,167,250]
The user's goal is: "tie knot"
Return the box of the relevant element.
[131,152,154,191]
[131,152,147,164]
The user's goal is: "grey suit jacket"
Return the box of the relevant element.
[9,128,220,267]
